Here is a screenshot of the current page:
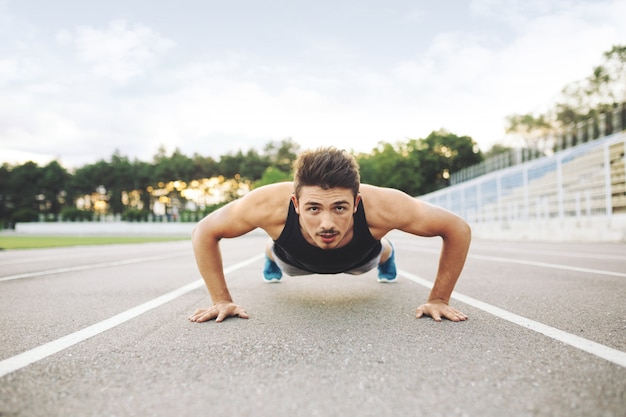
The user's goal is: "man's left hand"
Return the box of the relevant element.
[416,301,468,322]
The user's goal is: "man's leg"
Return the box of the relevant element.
[377,238,397,283]
[263,239,283,282]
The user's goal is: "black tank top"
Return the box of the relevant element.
[273,199,382,274]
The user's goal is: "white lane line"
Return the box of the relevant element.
[469,253,626,278]
[400,269,626,368]
[0,252,190,282]
[0,255,68,266]
[405,246,626,278]
[401,240,626,261]
[0,254,264,378]
[471,247,626,261]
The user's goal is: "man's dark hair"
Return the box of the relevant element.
[292,147,360,200]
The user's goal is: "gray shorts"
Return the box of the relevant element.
[270,244,384,276]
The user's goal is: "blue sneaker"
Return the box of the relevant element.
[377,243,397,283]
[263,256,282,283]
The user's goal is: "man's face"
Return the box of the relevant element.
[292,186,360,250]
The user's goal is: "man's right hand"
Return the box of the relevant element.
[188,302,249,323]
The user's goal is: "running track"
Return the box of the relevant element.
[1,232,625,416]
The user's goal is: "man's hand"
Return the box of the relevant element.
[416,301,468,322]
[188,302,249,323]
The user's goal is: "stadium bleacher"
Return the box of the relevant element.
[421,105,626,242]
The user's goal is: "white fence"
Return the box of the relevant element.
[421,132,626,242]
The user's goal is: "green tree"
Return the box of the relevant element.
[153,146,195,182]
[358,131,482,195]
[0,163,12,227]
[218,151,246,178]
[191,153,219,179]
[9,162,42,211]
[39,160,71,220]
[555,44,626,128]
[358,141,423,195]
[264,138,300,173]
[254,166,293,188]
[239,149,270,181]
[483,143,513,159]
[505,113,553,152]
[4,161,43,223]
[416,130,482,194]
[108,151,135,215]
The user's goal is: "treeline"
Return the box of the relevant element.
[3,45,622,228]
[0,132,482,227]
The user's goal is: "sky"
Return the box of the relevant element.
[1,0,625,168]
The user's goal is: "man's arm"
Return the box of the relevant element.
[188,200,253,323]
[188,183,291,323]
[361,185,471,322]
[413,201,471,322]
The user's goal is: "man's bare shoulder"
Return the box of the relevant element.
[359,184,422,237]
[359,184,410,211]
[244,182,293,205]
[236,182,293,236]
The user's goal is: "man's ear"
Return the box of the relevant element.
[354,194,361,213]
[291,194,300,214]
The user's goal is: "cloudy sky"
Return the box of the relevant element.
[1,0,624,168]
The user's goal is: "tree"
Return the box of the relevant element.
[503,44,626,150]
[254,166,292,188]
[483,143,513,159]
[505,113,553,153]
[153,147,195,183]
[555,44,626,128]
[0,164,12,227]
[39,160,71,220]
[358,131,482,195]
[7,161,42,212]
[191,153,219,179]
[416,130,483,194]
[239,149,270,181]
[218,151,246,179]
[264,138,300,174]
[358,141,424,195]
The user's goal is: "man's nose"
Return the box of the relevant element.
[319,211,334,229]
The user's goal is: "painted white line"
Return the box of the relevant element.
[0,252,190,282]
[402,240,626,261]
[472,247,626,261]
[0,254,264,378]
[405,245,626,278]
[0,255,69,266]
[469,253,626,278]
[399,269,626,368]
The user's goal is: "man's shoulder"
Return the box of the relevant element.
[359,184,421,236]
[247,182,293,201]
[359,183,406,202]
[236,182,292,236]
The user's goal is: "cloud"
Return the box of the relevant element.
[56,20,175,82]
[0,58,18,83]
[1,1,624,168]
[386,0,626,146]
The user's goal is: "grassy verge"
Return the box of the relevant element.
[0,235,189,250]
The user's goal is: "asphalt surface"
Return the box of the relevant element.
[0,232,625,417]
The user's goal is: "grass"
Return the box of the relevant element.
[0,235,190,250]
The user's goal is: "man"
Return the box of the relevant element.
[189,147,471,323]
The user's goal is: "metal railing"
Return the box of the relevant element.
[451,103,626,185]
[422,131,626,223]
